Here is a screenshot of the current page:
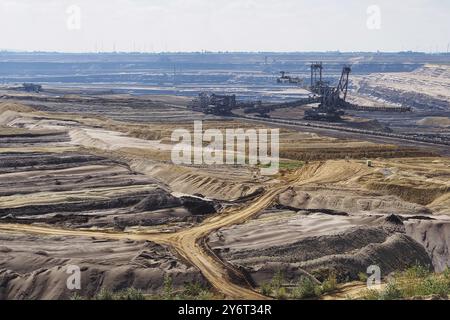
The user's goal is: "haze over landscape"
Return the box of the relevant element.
[0,0,449,52]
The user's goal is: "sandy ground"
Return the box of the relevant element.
[354,64,450,102]
[209,210,433,284]
[0,231,206,299]
[349,64,450,137]
[209,159,450,288]
[1,100,449,300]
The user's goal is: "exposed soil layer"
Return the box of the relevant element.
[0,150,218,230]
[350,64,450,140]
[0,232,206,300]
[208,158,450,287]
[209,211,433,284]
[1,99,449,300]
[406,220,450,272]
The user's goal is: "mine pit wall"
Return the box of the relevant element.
[364,182,450,207]
[357,84,450,111]
[405,220,450,272]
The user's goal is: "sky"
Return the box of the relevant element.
[0,0,449,53]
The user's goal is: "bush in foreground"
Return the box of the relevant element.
[260,271,337,299]
[360,266,450,300]
[69,278,216,300]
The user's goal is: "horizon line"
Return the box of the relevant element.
[1,50,449,55]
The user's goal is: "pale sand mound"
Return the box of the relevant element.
[417,117,450,127]
[296,160,373,185]
[278,188,430,215]
[209,211,382,251]
[0,110,30,126]
[275,160,448,216]
[69,127,173,152]
[428,193,450,215]
[0,102,35,114]
[293,159,450,214]
[130,160,264,201]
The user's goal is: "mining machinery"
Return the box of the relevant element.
[304,64,351,121]
[310,62,328,94]
[21,83,42,93]
[243,97,319,117]
[189,92,236,115]
[277,71,303,85]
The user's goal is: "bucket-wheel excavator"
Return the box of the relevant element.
[304,64,351,121]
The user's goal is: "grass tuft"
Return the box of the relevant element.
[359,265,450,300]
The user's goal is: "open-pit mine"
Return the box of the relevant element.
[0,52,449,300]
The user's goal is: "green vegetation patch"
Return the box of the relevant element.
[70,276,219,300]
[260,270,337,300]
[359,265,450,300]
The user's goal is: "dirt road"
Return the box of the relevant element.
[165,185,290,299]
[0,162,348,299]
[0,183,291,299]
[0,191,282,299]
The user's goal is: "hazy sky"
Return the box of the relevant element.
[0,0,449,52]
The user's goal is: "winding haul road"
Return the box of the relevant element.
[1,94,445,300]
[0,190,282,299]
[0,178,297,299]
[0,162,331,299]
[0,156,377,300]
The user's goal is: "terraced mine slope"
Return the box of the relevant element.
[0,233,206,300]
[209,159,450,294]
[0,121,218,231]
[354,64,450,111]
[350,64,450,139]
[0,99,449,300]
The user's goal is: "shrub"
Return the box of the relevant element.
[162,274,173,299]
[181,282,215,300]
[69,292,84,300]
[358,272,368,283]
[274,287,288,300]
[183,282,204,297]
[394,265,449,298]
[94,288,145,300]
[418,277,448,298]
[113,288,145,300]
[260,282,273,297]
[360,289,381,300]
[379,282,403,300]
[271,270,284,292]
[95,288,114,300]
[443,268,450,281]
[321,273,337,294]
[403,264,430,279]
[195,290,215,300]
[291,277,320,299]
[358,265,450,300]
